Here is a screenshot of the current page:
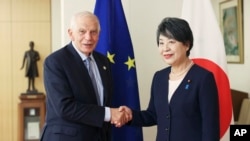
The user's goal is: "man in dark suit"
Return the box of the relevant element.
[40,11,130,141]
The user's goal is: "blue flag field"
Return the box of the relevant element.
[94,0,143,141]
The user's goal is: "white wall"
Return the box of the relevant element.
[227,0,250,93]
[212,0,250,94]
[128,1,183,140]
[52,0,250,140]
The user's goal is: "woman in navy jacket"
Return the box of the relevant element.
[121,17,220,141]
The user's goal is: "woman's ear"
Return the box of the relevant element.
[184,42,190,51]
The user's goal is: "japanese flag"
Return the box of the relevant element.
[181,0,233,140]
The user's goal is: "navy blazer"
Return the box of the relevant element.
[131,64,220,141]
[40,42,113,141]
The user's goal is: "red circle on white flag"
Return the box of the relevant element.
[192,58,232,138]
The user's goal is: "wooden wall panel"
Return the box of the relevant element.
[0,23,13,141]
[0,0,51,141]
[0,0,11,21]
[12,0,51,22]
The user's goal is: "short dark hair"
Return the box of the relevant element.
[156,17,193,56]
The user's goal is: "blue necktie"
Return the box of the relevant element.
[85,57,101,105]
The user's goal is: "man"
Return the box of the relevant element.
[40,11,130,141]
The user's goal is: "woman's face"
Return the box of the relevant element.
[158,34,189,66]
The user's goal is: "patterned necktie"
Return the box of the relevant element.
[85,57,101,105]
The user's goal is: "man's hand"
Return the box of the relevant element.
[110,106,132,127]
[119,106,132,122]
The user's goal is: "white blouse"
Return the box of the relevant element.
[168,78,183,102]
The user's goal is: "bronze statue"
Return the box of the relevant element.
[21,41,40,93]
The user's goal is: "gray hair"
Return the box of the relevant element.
[69,11,101,32]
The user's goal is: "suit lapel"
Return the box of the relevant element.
[66,43,99,103]
[92,52,110,105]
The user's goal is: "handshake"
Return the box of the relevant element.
[110,106,132,128]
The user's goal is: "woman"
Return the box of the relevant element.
[121,17,220,141]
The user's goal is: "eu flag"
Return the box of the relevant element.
[94,0,143,141]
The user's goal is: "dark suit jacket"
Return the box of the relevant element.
[40,42,113,141]
[130,64,220,141]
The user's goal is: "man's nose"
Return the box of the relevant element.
[85,32,92,40]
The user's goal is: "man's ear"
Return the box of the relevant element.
[68,29,74,40]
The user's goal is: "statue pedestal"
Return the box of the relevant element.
[18,93,46,141]
[21,91,44,95]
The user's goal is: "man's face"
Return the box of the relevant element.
[68,15,100,56]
